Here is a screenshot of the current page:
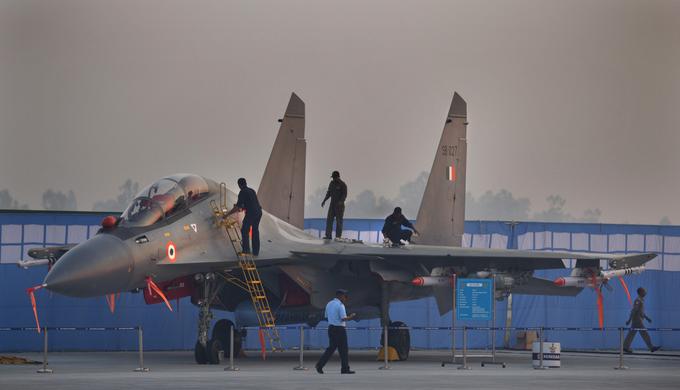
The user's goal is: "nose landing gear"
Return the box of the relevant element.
[193,273,243,364]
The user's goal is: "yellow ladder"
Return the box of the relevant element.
[210,183,282,353]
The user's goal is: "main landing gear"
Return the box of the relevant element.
[193,273,244,364]
[379,320,411,361]
[379,283,411,361]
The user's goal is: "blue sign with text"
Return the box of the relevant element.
[456,278,492,321]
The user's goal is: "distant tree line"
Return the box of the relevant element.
[304,171,636,223]
[0,174,674,225]
[0,179,140,212]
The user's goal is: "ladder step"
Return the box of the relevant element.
[216,219,279,340]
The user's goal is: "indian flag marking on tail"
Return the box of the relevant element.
[446,164,456,182]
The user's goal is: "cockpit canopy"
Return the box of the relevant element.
[119,174,210,227]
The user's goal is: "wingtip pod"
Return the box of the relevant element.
[608,252,657,269]
[285,92,305,118]
[449,92,467,119]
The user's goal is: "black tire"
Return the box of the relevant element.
[212,319,242,358]
[383,321,410,361]
[194,341,208,364]
[207,338,223,365]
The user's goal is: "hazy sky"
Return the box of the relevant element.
[1,0,678,224]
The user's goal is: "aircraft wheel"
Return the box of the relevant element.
[212,319,242,358]
[386,321,410,361]
[194,341,208,364]
[207,338,223,365]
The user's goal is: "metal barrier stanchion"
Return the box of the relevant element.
[293,326,307,370]
[481,278,506,368]
[37,327,53,374]
[224,325,239,371]
[134,326,149,372]
[614,327,628,370]
[442,275,457,367]
[379,325,390,370]
[534,327,546,370]
[458,326,470,370]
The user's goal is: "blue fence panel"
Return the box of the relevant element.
[1,211,679,352]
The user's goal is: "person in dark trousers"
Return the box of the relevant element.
[225,178,263,256]
[623,287,660,353]
[315,289,356,374]
[382,207,419,246]
[321,170,347,239]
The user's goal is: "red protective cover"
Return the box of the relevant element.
[278,273,310,306]
[143,275,194,305]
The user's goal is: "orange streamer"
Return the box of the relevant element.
[596,288,604,329]
[258,329,267,360]
[618,277,633,306]
[590,274,605,328]
[26,285,43,333]
[146,277,173,312]
[105,293,116,313]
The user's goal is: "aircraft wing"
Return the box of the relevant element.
[28,245,76,260]
[285,244,657,272]
[18,244,77,268]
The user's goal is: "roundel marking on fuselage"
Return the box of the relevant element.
[166,241,177,263]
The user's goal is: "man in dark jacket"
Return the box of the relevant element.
[226,178,263,256]
[382,207,419,246]
[623,287,660,353]
[321,171,347,239]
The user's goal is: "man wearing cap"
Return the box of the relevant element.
[623,287,660,353]
[321,171,347,240]
[225,178,262,256]
[382,207,419,246]
[315,289,356,374]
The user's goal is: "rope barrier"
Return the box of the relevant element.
[233,325,680,332]
[1,324,678,374]
[0,326,139,332]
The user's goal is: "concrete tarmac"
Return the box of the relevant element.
[1,350,679,390]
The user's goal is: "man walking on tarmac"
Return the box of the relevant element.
[623,287,660,353]
[225,178,262,256]
[316,289,356,374]
[321,170,347,240]
[382,207,419,246]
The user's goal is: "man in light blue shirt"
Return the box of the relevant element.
[315,289,356,374]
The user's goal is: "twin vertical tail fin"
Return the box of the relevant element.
[257,93,306,229]
[414,92,468,247]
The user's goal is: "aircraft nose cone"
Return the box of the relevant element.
[44,234,134,297]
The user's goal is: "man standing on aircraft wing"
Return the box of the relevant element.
[316,289,356,374]
[382,207,419,246]
[321,170,347,240]
[226,178,262,256]
[623,287,660,353]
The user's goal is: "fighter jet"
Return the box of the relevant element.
[25,92,656,363]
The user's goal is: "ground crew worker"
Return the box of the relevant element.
[315,289,356,374]
[623,287,660,353]
[225,178,262,256]
[321,170,347,239]
[382,207,419,246]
